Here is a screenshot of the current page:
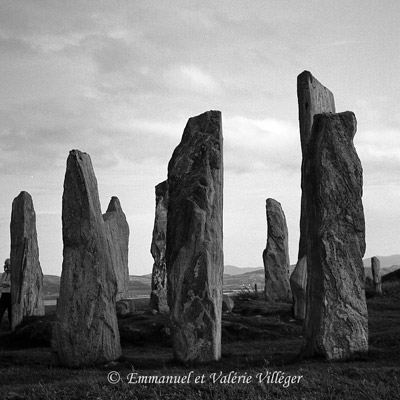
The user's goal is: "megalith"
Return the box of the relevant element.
[262,198,291,302]
[303,112,368,360]
[166,110,223,363]
[103,196,130,301]
[150,180,169,314]
[10,191,44,330]
[295,71,336,318]
[290,255,307,320]
[371,256,382,295]
[52,150,121,367]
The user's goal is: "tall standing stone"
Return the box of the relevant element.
[295,71,336,319]
[52,150,121,367]
[303,112,368,360]
[371,256,382,295]
[262,198,291,302]
[10,191,44,330]
[166,110,223,363]
[103,196,130,301]
[150,180,169,314]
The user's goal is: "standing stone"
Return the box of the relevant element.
[262,198,291,302]
[303,112,368,360]
[166,110,223,363]
[103,196,130,301]
[150,180,169,314]
[10,191,44,330]
[52,150,121,367]
[371,256,382,295]
[290,256,307,320]
[295,71,336,320]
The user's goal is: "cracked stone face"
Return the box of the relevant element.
[303,112,368,360]
[10,190,45,330]
[52,150,121,367]
[166,110,223,363]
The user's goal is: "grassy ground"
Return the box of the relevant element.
[0,282,399,400]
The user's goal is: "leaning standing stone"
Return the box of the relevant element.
[150,180,169,314]
[262,198,291,302]
[52,150,121,367]
[166,110,223,363]
[371,256,382,295]
[303,112,368,360]
[103,196,130,301]
[10,191,44,330]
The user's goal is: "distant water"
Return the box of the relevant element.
[44,295,150,307]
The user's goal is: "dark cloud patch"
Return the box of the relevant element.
[0,36,36,57]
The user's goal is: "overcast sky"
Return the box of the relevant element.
[1,1,399,276]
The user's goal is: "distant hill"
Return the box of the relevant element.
[42,256,400,297]
[224,265,263,276]
[382,268,400,282]
[363,254,400,270]
[363,254,400,278]
[42,275,61,296]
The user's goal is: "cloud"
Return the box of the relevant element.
[163,64,221,94]
[357,128,400,185]
[223,115,301,174]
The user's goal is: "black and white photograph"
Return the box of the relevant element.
[0,1,399,399]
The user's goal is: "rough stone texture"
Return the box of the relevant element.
[222,295,234,313]
[371,256,382,295]
[116,299,135,316]
[296,71,336,321]
[297,71,336,264]
[52,150,121,367]
[10,191,45,330]
[290,255,307,320]
[103,196,130,301]
[150,180,169,314]
[166,110,223,363]
[262,198,291,302]
[303,112,368,360]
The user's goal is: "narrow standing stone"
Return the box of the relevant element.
[166,110,223,363]
[10,191,44,330]
[371,256,382,295]
[52,150,121,367]
[303,112,368,360]
[294,71,336,320]
[150,180,169,314]
[289,255,307,320]
[262,198,291,302]
[103,197,130,301]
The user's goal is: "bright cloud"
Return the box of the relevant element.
[164,64,221,94]
[224,116,301,174]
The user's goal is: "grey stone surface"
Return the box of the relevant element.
[290,255,307,320]
[222,294,234,313]
[262,198,291,302]
[297,71,336,267]
[10,191,44,330]
[52,150,121,367]
[150,180,169,314]
[371,256,382,295]
[116,299,135,316]
[103,196,130,301]
[166,110,223,363]
[303,112,368,360]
